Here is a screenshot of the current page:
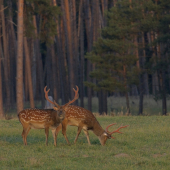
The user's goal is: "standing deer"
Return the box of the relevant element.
[18,86,79,146]
[45,93,128,146]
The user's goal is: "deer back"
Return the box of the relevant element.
[65,105,103,131]
[18,108,63,129]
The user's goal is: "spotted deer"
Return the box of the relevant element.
[18,86,79,146]
[45,94,128,146]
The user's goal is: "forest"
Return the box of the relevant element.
[0,0,170,117]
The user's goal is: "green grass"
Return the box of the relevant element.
[0,116,170,170]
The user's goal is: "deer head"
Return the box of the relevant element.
[99,123,129,146]
[44,86,79,120]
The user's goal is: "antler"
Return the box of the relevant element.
[105,123,117,132]
[44,86,60,108]
[105,123,129,139]
[63,86,79,107]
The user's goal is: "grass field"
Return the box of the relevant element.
[0,116,170,170]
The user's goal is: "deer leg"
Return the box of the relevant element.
[56,124,62,138]
[22,129,26,145]
[22,124,30,145]
[54,123,63,146]
[74,126,83,144]
[24,127,31,145]
[45,128,49,146]
[83,129,91,145]
[51,129,57,146]
[62,120,70,145]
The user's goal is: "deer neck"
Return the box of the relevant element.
[51,110,64,123]
[92,121,105,137]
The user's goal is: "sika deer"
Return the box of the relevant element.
[49,105,128,146]
[18,86,79,146]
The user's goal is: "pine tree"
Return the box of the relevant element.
[148,0,170,115]
[86,0,140,115]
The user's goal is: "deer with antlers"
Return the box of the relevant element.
[18,86,79,146]
[45,92,128,146]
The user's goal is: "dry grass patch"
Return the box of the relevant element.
[114,153,130,158]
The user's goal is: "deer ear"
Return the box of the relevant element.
[53,107,59,111]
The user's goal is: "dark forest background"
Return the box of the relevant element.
[0,0,170,117]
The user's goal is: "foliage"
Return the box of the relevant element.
[0,116,170,169]
[85,0,170,107]
[23,0,61,44]
[85,0,140,93]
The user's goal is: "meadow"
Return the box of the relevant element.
[0,116,170,170]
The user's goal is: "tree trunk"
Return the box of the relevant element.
[125,91,130,115]
[138,34,145,115]
[71,0,79,98]
[0,42,4,118]
[1,4,10,110]
[84,0,93,111]
[158,41,167,115]
[31,38,36,98]
[161,69,167,115]
[123,65,130,115]
[52,0,66,104]
[24,52,29,101]
[8,2,17,107]
[139,74,144,115]
[61,0,75,100]
[98,90,107,115]
[79,0,84,107]
[33,14,45,108]
[142,33,149,95]
[98,90,103,115]
[134,34,144,115]
[24,37,35,108]
[16,0,24,113]
[51,44,58,103]
[60,18,69,104]
[92,0,99,42]
[101,0,108,27]
[150,32,159,95]
[103,90,107,114]
[45,48,52,90]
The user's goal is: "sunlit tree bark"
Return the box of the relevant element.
[16,0,24,113]
[71,0,79,98]
[0,39,4,118]
[33,14,45,108]
[52,0,69,104]
[1,4,10,110]
[24,37,35,108]
[61,0,75,100]
[8,9,17,106]
[78,0,84,107]
[84,0,92,111]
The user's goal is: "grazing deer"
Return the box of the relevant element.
[18,86,79,146]
[45,91,128,146]
[57,107,128,146]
